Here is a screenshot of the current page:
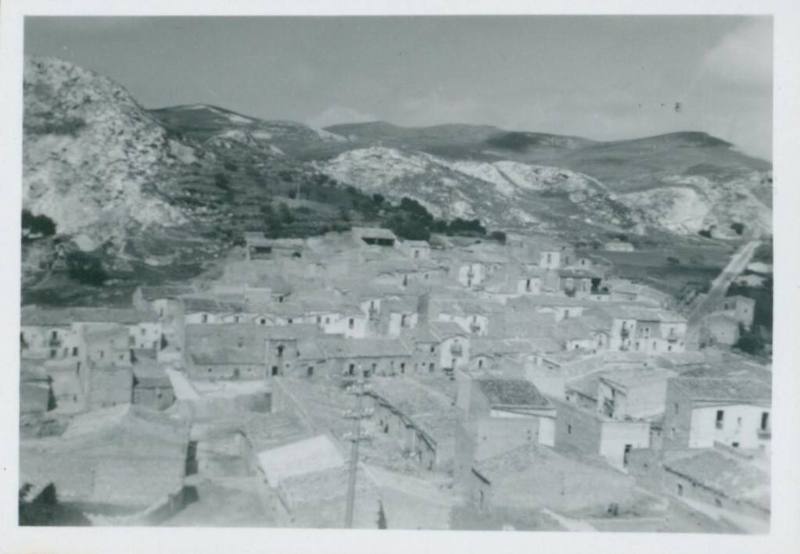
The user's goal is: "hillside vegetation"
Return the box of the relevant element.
[21,56,772,304]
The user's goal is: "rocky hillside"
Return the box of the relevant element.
[23,57,191,250]
[21,57,772,303]
[318,124,772,239]
[316,146,635,233]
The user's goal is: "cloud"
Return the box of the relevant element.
[701,19,772,89]
[305,105,377,128]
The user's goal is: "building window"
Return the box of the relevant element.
[202,314,208,323]
[715,410,725,429]
[72,346,79,356]
[271,366,279,376]
[348,363,355,376]
[478,359,483,369]
[429,362,435,373]
[567,424,572,435]
[677,483,683,496]
[287,318,293,325]
[260,318,267,325]
[400,363,405,373]
[430,345,435,353]
[307,366,314,377]
[761,412,770,431]
[349,318,355,330]
[317,316,322,324]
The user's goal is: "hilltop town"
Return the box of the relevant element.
[19,227,771,531]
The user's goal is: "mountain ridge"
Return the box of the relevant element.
[21,56,772,302]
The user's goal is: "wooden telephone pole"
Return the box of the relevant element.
[343,378,373,528]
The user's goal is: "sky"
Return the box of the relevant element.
[24,16,772,159]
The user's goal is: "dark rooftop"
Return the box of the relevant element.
[475,378,551,409]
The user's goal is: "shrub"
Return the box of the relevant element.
[735,325,766,356]
[22,210,56,241]
[489,230,507,244]
[65,251,107,286]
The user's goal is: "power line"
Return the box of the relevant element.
[342,378,373,528]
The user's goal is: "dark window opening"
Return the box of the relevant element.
[715,409,725,429]
[271,366,279,376]
[307,366,314,377]
[761,412,770,431]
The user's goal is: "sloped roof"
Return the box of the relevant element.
[475,378,551,409]
[186,324,267,365]
[257,434,345,488]
[181,296,246,314]
[600,367,677,389]
[470,338,534,357]
[318,337,411,358]
[663,449,769,510]
[137,285,196,302]
[20,405,189,508]
[352,226,398,241]
[670,377,771,403]
[22,306,158,326]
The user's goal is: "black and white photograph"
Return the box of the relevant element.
[1,1,799,553]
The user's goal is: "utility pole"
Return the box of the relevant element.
[343,378,373,528]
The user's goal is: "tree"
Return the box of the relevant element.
[377,501,388,529]
[65,251,107,286]
[22,210,57,241]
[278,202,294,224]
[214,172,231,191]
[489,230,507,244]
[735,324,766,356]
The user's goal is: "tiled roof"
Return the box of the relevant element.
[671,377,771,403]
[181,296,247,314]
[318,337,411,358]
[663,449,769,509]
[186,324,268,365]
[352,226,398,241]
[22,306,158,326]
[137,285,196,302]
[475,378,551,408]
[599,367,676,389]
